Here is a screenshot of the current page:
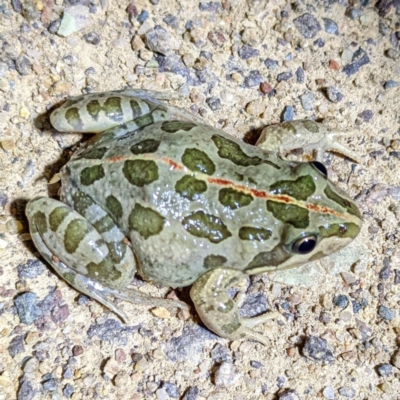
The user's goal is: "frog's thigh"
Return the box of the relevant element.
[190,269,282,345]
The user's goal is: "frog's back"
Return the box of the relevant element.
[63,120,357,287]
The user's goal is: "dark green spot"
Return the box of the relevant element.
[182,211,232,243]
[86,99,101,120]
[319,222,361,240]
[267,201,309,229]
[239,227,272,241]
[86,259,122,282]
[106,195,123,221]
[270,175,316,201]
[94,215,116,234]
[182,148,216,175]
[211,134,263,166]
[134,113,154,129]
[302,120,320,133]
[104,97,123,122]
[175,175,207,200]
[123,160,158,187]
[130,99,142,118]
[161,121,197,133]
[218,299,234,313]
[65,107,83,130]
[107,241,127,263]
[324,185,362,219]
[246,244,292,271]
[218,188,253,209]
[81,146,108,160]
[72,191,95,216]
[80,164,105,186]
[221,316,241,334]
[63,271,76,284]
[203,254,227,269]
[279,121,296,133]
[32,211,47,234]
[49,206,70,231]
[130,139,160,155]
[128,204,164,239]
[64,219,91,254]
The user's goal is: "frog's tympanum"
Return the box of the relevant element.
[26,90,362,345]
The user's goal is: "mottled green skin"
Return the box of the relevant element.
[26,90,363,345]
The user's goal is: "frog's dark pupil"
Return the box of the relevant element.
[339,225,347,234]
[310,161,327,177]
[292,235,317,254]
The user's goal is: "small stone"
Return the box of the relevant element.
[334,295,349,308]
[282,105,294,121]
[338,387,356,398]
[134,357,150,372]
[246,100,265,116]
[277,71,293,82]
[250,360,263,369]
[260,82,274,94]
[151,307,170,319]
[161,381,180,398]
[323,18,339,35]
[8,334,25,357]
[156,388,170,400]
[72,345,83,356]
[322,386,335,399]
[325,86,343,103]
[302,336,334,364]
[377,363,393,377]
[391,350,400,368]
[243,70,263,87]
[57,5,92,37]
[341,272,357,285]
[182,386,199,400]
[278,389,300,400]
[342,47,370,76]
[211,343,231,363]
[163,14,178,29]
[145,26,176,55]
[378,305,394,321]
[384,80,398,89]
[42,378,58,392]
[238,44,260,60]
[299,91,315,111]
[385,49,399,60]
[199,2,220,12]
[264,58,277,69]
[293,13,321,39]
[63,383,74,398]
[14,292,42,325]
[347,8,361,20]
[206,97,221,111]
[137,10,149,23]
[83,32,100,45]
[329,59,340,70]
[358,110,373,123]
[214,362,240,387]
[295,67,304,83]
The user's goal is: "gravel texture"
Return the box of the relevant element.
[0,1,400,399]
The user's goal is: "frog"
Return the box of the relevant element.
[26,89,362,345]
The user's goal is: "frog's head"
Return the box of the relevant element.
[245,161,363,274]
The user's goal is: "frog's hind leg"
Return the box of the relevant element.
[190,269,284,345]
[26,195,187,323]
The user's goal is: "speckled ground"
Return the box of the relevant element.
[0,1,400,399]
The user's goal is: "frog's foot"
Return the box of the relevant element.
[190,269,283,346]
[256,120,361,163]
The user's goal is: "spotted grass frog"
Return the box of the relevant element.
[26,89,362,345]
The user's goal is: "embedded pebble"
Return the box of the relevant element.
[293,13,321,39]
[182,386,199,400]
[300,91,314,111]
[323,386,335,399]
[323,18,339,35]
[57,5,92,37]
[338,387,356,398]
[342,47,370,76]
[278,389,300,400]
[145,26,177,55]
[377,363,393,377]
[302,336,334,364]
[238,45,260,60]
[378,305,394,321]
[14,292,42,325]
[282,105,294,121]
[214,362,240,387]
[325,86,343,103]
[161,381,180,398]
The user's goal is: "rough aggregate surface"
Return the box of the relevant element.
[0,0,400,399]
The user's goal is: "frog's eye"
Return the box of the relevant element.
[310,161,328,177]
[292,235,318,254]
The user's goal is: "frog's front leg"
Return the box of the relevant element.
[26,196,188,322]
[256,120,361,163]
[190,269,283,345]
